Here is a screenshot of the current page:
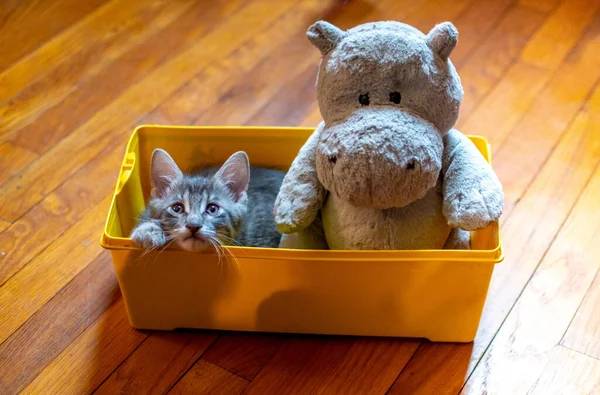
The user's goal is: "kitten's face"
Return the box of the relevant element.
[149,149,250,252]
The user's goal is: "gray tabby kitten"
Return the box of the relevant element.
[130,148,285,252]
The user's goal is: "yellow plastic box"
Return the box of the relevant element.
[101,125,503,342]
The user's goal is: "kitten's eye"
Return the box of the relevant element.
[358,93,370,106]
[206,203,220,215]
[389,91,401,104]
[171,203,184,214]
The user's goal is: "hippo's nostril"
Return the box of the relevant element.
[328,155,337,164]
[406,159,416,170]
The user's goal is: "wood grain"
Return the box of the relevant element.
[561,270,600,358]
[241,337,353,394]
[0,0,109,72]
[448,0,514,65]
[0,253,119,394]
[314,339,420,395]
[0,220,9,234]
[21,298,147,394]
[459,62,551,148]
[190,0,383,127]
[454,4,548,120]
[0,0,195,141]
[168,360,249,395]
[389,343,474,395]
[141,0,342,127]
[405,0,473,34]
[518,0,561,13]
[494,13,600,214]
[529,346,600,395]
[521,0,600,70]
[0,142,38,187]
[95,332,218,395]
[202,334,282,381]
[398,72,600,388]
[7,0,243,155]
[0,0,299,222]
[2,1,600,393]
[0,142,121,285]
[0,197,110,345]
[462,156,600,394]
[0,0,182,105]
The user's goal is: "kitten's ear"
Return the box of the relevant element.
[151,148,183,197]
[215,151,250,202]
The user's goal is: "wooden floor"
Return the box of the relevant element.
[1,0,600,393]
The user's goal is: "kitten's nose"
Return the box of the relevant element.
[186,224,202,235]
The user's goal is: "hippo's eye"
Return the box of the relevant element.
[389,92,401,104]
[358,93,370,106]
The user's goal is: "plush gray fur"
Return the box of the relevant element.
[131,149,284,252]
[275,20,503,250]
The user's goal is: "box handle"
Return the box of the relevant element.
[116,152,136,194]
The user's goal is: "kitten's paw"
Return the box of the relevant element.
[131,222,166,250]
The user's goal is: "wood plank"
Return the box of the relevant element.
[142,0,411,127]
[298,106,322,127]
[0,0,109,72]
[168,360,248,395]
[388,343,474,395]
[561,270,600,358]
[313,339,419,395]
[21,298,147,394]
[448,0,514,65]
[245,64,319,127]
[95,331,218,395]
[0,253,119,394]
[240,337,353,394]
[493,13,600,215]
[462,157,600,394]
[0,0,186,106]
[0,142,122,285]
[0,0,195,140]
[454,4,548,120]
[458,62,551,148]
[0,197,110,345]
[0,0,301,222]
[529,346,600,395]
[202,334,282,381]
[0,220,9,234]
[236,0,481,128]
[407,0,474,34]
[519,0,560,13]
[5,0,239,153]
[521,0,600,70]
[0,142,38,187]
[398,83,600,388]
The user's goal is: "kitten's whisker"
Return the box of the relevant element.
[208,238,224,276]
[206,236,222,263]
[149,236,175,267]
[214,236,242,276]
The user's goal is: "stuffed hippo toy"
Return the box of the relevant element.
[274,20,503,250]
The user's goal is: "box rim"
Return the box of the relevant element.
[100,125,504,264]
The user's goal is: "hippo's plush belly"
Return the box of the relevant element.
[321,179,451,250]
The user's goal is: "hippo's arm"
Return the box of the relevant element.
[441,129,504,231]
[274,123,327,234]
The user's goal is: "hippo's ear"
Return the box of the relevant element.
[307,21,346,56]
[427,22,458,60]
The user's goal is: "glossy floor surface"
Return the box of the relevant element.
[1,0,600,394]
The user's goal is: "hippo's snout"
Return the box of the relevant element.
[316,109,444,209]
